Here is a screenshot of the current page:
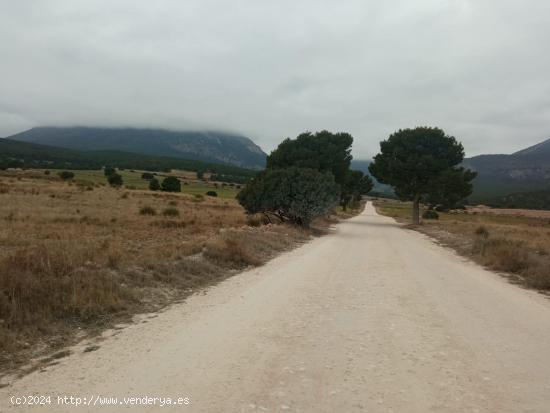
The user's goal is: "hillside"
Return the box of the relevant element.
[486,189,550,210]
[463,137,550,201]
[6,127,267,169]
[0,138,255,179]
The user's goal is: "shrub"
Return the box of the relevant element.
[246,214,270,227]
[237,167,340,227]
[139,206,157,216]
[206,191,218,197]
[149,178,160,191]
[483,239,529,272]
[107,173,123,187]
[141,172,155,180]
[58,171,75,180]
[44,170,51,175]
[475,225,490,238]
[161,176,181,192]
[422,210,439,220]
[204,237,261,268]
[162,207,180,217]
[104,166,116,176]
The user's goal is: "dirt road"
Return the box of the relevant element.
[2,202,550,412]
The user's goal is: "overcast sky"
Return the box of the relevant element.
[1,1,549,158]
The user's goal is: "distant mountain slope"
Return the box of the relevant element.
[0,138,255,178]
[6,127,267,169]
[486,189,550,210]
[463,137,550,201]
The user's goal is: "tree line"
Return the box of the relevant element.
[237,127,476,226]
[237,131,373,226]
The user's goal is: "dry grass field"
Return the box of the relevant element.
[374,198,550,291]
[0,170,350,373]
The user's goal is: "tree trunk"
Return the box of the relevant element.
[412,194,420,225]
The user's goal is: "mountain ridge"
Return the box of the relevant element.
[0,138,256,178]
[6,127,267,169]
[463,137,550,201]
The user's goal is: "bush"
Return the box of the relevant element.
[204,237,261,268]
[58,171,75,180]
[141,172,155,180]
[104,166,116,176]
[206,191,218,197]
[44,170,51,175]
[422,210,439,220]
[246,214,270,227]
[107,173,123,187]
[139,206,157,216]
[237,167,340,227]
[162,207,180,217]
[475,238,529,273]
[161,176,181,192]
[475,225,490,238]
[149,178,160,191]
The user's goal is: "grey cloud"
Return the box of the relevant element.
[1,0,549,157]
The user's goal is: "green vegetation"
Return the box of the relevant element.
[265,130,372,210]
[267,130,353,185]
[0,138,255,180]
[58,171,74,180]
[161,176,181,192]
[107,173,123,187]
[486,189,550,210]
[341,170,373,211]
[237,167,340,227]
[206,191,218,197]
[422,210,439,220]
[369,127,475,224]
[238,130,370,226]
[210,173,249,184]
[149,178,160,191]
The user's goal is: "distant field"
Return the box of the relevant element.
[374,199,550,291]
[13,168,241,199]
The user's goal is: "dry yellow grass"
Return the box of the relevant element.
[0,172,318,371]
[374,199,550,290]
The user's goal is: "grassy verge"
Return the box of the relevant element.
[0,171,353,377]
[373,199,550,291]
